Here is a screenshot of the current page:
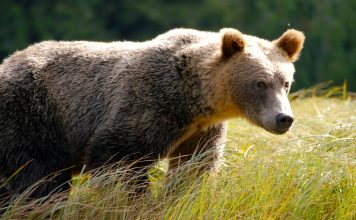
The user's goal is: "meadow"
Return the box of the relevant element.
[1,85,355,219]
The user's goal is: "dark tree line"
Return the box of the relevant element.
[1,0,355,91]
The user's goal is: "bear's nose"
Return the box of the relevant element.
[275,113,294,131]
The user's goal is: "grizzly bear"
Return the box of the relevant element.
[0,28,304,200]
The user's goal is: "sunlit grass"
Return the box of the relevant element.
[1,93,355,219]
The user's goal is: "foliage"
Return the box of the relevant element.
[0,0,355,91]
[1,94,355,219]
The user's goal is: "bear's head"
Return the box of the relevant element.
[217,28,305,134]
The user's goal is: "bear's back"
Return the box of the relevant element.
[0,29,214,149]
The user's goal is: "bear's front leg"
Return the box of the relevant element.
[167,122,227,174]
[85,127,165,192]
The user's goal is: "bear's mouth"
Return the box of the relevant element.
[261,120,293,134]
[264,127,290,135]
[260,119,292,135]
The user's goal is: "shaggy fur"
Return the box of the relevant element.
[0,28,304,200]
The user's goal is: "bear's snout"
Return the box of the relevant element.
[275,113,294,133]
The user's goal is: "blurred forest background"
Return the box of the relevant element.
[0,0,355,91]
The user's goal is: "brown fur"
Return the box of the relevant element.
[274,29,305,62]
[221,28,246,59]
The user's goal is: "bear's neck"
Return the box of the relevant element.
[176,43,242,128]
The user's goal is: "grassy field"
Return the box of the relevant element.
[1,91,355,219]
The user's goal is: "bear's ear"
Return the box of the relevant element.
[220,28,246,59]
[274,29,305,62]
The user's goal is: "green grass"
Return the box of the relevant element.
[1,95,355,219]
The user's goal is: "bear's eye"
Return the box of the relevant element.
[284,82,290,88]
[256,81,267,89]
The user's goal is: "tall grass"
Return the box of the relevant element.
[1,91,355,219]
